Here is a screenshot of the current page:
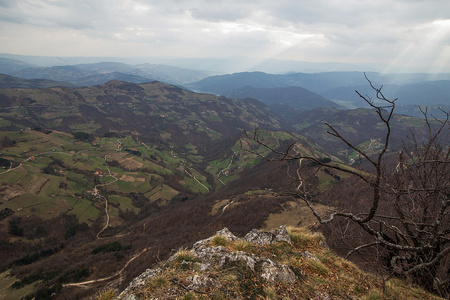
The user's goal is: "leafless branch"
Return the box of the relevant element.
[241,73,449,295]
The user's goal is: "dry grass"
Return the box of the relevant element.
[122,227,445,300]
[264,200,330,229]
[209,235,229,247]
[230,240,254,252]
[94,288,116,300]
[287,226,324,250]
[174,248,197,263]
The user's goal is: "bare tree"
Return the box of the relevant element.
[242,74,450,296]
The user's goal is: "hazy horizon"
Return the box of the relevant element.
[1,1,449,74]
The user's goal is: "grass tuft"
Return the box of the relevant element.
[287,226,324,249]
[95,288,116,300]
[175,248,197,263]
[307,259,329,276]
[210,235,228,247]
[316,249,336,265]
[230,240,254,252]
[264,286,277,299]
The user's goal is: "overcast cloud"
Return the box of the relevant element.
[0,0,449,72]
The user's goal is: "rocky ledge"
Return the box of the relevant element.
[115,226,439,300]
[117,226,328,299]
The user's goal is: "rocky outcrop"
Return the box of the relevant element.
[244,226,292,245]
[118,226,298,299]
[115,225,438,300]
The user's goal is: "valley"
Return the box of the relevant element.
[0,72,448,299]
[1,1,450,297]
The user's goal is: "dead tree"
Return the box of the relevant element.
[242,74,450,296]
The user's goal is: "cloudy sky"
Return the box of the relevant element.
[0,0,449,72]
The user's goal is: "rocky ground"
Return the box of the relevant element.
[111,226,442,300]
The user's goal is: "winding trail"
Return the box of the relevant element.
[95,139,123,239]
[183,168,210,192]
[63,247,152,288]
[216,153,235,185]
[96,194,111,240]
[0,156,33,174]
[366,138,376,150]
[0,160,13,175]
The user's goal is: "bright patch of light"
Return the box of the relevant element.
[382,43,415,74]
[133,4,150,13]
[218,22,266,35]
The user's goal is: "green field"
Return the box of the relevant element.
[108,195,139,213]
[0,127,278,230]
[67,197,100,224]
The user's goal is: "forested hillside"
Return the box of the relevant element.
[0,80,447,299]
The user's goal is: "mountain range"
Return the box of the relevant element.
[186,71,450,118]
[2,55,450,118]
[0,58,209,87]
[0,54,449,299]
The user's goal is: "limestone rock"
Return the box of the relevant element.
[193,227,238,251]
[261,262,297,284]
[119,227,302,299]
[220,250,257,271]
[303,250,318,261]
[118,268,161,299]
[244,225,292,245]
[215,227,239,241]
[187,274,219,290]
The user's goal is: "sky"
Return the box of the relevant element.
[0,0,450,73]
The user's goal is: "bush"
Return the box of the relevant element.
[72,132,91,141]
[8,218,24,236]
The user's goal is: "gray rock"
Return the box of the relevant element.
[118,294,140,300]
[195,262,211,271]
[261,262,297,284]
[220,251,257,271]
[244,226,292,245]
[303,250,318,261]
[187,274,219,290]
[195,246,227,261]
[192,227,238,251]
[118,268,161,299]
[119,227,305,299]
[215,227,239,241]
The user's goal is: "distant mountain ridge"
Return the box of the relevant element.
[0,80,286,151]
[0,57,37,74]
[2,53,450,118]
[0,73,78,89]
[0,79,440,162]
[224,85,341,111]
[0,59,210,87]
[186,71,391,94]
[321,80,450,106]
[187,71,450,117]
